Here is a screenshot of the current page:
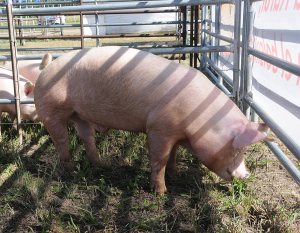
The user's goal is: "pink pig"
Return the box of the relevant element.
[0,67,38,142]
[4,53,52,84]
[34,46,273,195]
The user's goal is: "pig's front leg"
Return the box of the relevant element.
[148,130,176,195]
[70,114,100,165]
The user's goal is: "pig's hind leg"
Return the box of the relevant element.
[70,114,100,166]
[43,117,73,172]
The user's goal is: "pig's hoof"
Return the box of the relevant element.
[91,157,101,166]
[150,182,167,196]
[61,160,74,173]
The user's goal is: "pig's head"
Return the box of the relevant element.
[21,81,39,122]
[205,122,273,181]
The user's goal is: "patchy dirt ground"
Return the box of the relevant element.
[0,122,299,232]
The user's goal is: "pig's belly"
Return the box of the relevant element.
[75,109,148,133]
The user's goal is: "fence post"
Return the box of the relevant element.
[190,6,194,67]
[182,6,187,60]
[194,5,200,68]
[6,0,23,144]
[233,0,241,106]
[200,5,208,70]
[80,0,84,49]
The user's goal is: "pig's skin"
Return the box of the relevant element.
[4,53,52,84]
[34,46,272,195]
[0,67,38,142]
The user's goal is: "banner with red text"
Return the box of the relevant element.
[251,0,300,148]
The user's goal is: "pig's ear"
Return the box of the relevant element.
[24,81,35,96]
[39,53,52,70]
[233,128,273,149]
[250,122,270,132]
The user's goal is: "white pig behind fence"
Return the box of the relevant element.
[0,67,39,142]
[3,53,52,84]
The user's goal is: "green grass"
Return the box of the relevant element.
[0,117,299,232]
[0,15,299,232]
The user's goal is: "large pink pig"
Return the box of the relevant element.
[4,53,52,84]
[34,46,272,195]
[0,67,39,142]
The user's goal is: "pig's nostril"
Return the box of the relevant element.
[243,172,250,180]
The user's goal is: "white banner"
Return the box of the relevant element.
[252,0,300,147]
[217,1,300,148]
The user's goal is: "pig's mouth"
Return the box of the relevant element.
[228,167,250,180]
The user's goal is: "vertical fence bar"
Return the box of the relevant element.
[182,6,187,60]
[247,1,258,122]
[80,0,84,49]
[194,5,199,68]
[240,0,247,113]
[95,1,99,47]
[189,5,194,67]
[200,5,207,70]
[242,0,249,118]
[6,0,23,144]
[233,0,241,106]
[215,5,222,85]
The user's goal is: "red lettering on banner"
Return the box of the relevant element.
[259,0,294,17]
[252,31,299,87]
[294,0,300,10]
[281,34,285,78]
[297,53,300,85]
[273,0,281,11]
[272,33,278,73]
[285,50,292,80]
[264,0,271,11]
[279,0,289,10]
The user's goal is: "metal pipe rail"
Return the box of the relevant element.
[248,47,300,78]
[203,66,231,95]
[0,33,179,41]
[264,136,300,186]
[7,20,201,29]
[1,0,235,16]
[244,95,300,163]
[15,9,180,17]
[202,29,233,44]
[202,53,233,86]
[0,44,183,56]
[143,45,233,55]
[0,45,233,62]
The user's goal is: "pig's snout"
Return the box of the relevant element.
[231,171,250,180]
[229,160,250,181]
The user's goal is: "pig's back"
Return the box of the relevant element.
[35,47,216,132]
